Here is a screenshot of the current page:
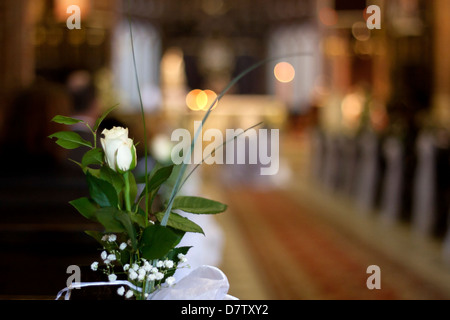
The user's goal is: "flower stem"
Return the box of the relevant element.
[124,171,132,212]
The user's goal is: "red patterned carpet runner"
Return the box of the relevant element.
[223,187,450,300]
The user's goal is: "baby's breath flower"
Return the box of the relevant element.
[129,269,138,280]
[156,260,164,268]
[164,260,174,269]
[125,290,134,299]
[104,259,111,265]
[108,234,117,242]
[108,274,117,282]
[155,272,164,281]
[177,253,187,263]
[132,263,139,271]
[123,264,130,271]
[90,262,99,271]
[119,242,127,250]
[100,251,107,260]
[101,235,108,242]
[151,267,158,274]
[143,262,152,272]
[117,286,125,296]
[138,268,146,281]
[107,253,116,261]
[165,276,176,286]
[147,274,156,281]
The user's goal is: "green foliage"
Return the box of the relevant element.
[155,211,204,234]
[140,224,184,260]
[48,131,92,149]
[172,196,228,214]
[86,171,119,208]
[50,98,228,297]
[69,197,98,221]
[82,148,104,167]
[51,115,84,125]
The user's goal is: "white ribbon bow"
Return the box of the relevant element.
[55,265,237,300]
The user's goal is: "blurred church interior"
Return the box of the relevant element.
[0,0,449,300]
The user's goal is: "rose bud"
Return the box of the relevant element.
[100,127,137,173]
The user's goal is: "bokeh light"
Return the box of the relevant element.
[274,62,295,83]
[186,89,218,111]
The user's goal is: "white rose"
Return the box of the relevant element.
[100,127,137,173]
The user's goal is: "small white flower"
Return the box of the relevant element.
[177,253,187,263]
[104,259,111,265]
[117,286,125,296]
[101,235,108,242]
[156,260,164,268]
[108,234,117,242]
[129,269,138,280]
[147,274,156,281]
[142,261,151,272]
[108,274,117,282]
[151,267,158,274]
[165,276,176,286]
[132,263,139,271]
[127,239,132,246]
[107,253,116,261]
[125,290,134,299]
[100,251,107,260]
[138,268,146,277]
[119,242,127,250]
[164,260,174,269]
[123,264,130,271]
[155,272,164,281]
[90,262,99,271]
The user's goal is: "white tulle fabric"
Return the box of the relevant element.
[148,265,237,300]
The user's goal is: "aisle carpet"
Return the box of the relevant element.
[223,187,450,300]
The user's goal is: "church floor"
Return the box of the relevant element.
[204,130,450,300]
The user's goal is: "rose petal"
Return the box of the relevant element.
[116,143,133,172]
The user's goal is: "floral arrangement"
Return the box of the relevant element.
[49,109,227,300]
[48,13,303,299]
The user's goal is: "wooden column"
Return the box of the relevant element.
[432,0,450,126]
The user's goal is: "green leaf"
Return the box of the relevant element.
[149,164,174,191]
[140,224,184,260]
[99,166,124,195]
[138,164,174,205]
[82,148,104,167]
[49,131,92,149]
[172,196,227,214]
[85,167,101,178]
[127,171,138,205]
[86,171,118,208]
[155,211,204,234]
[51,115,85,125]
[94,104,119,132]
[115,210,137,249]
[95,207,126,233]
[129,211,146,227]
[84,230,105,246]
[69,197,98,221]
